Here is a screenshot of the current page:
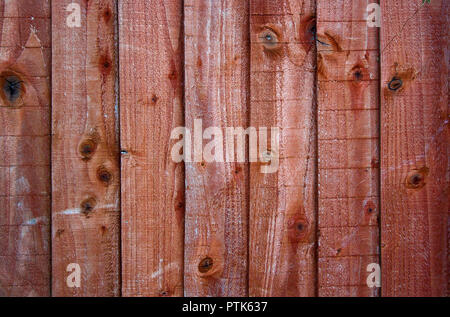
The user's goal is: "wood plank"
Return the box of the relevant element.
[380,0,448,296]
[119,0,184,297]
[183,0,249,296]
[0,0,51,297]
[52,0,120,296]
[317,0,380,297]
[249,0,317,297]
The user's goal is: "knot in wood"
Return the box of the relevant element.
[97,166,113,185]
[259,28,279,50]
[405,167,429,189]
[388,77,403,91]
[1,74,24,104]
[79,139,97,160]
[198,257,213,273]
[80,197,97,217]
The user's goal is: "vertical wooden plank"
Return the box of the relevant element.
[0,0,50,297]
[316,0,380,297]
[119,0,184,296]
[381,0,448,296]
[249,0,317,296]
[184,0,249,296]
[52,0,120,296]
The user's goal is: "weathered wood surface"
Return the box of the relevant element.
[0,0,448,298]
[0,0,51,297]
[317,0,380,297]
[119,0,184,296]
[380,0,448,296]
[184,0,249,296]
[52,0,120,296]
[249,0,317,296]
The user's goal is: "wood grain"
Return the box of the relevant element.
[0,0,50,297]
[0,0,447,298]
[119,0,184,297]
[183,0,249,296]
[316,0,380,297]
[380,0,448,296]
[249,0,317,297]
[52,0,120,296]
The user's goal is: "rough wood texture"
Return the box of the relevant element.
[1,0,448,299]
[380,0,448,296]
[184,0,249,296]
[52,0,120,296]
[249,0,317,296]
[119,0,184,297]
[316,0,380,297]
[0,0,50,297]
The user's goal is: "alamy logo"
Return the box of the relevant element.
[366,263,381,288]
[366,4,381,28]
[170,119,280,174]
[66,263,81,288]
[366,1,431,27]
[66,3,81,28]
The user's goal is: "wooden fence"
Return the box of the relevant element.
[0,0,447,297]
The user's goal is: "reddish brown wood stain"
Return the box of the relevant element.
[317,0,380,297]
[52,0,120,296]
[184,0,249,297]
[119,0,184,297]
[0,0,51,297]
[249,0,317,297]
[381,0,447,297]
[0,0,447,298]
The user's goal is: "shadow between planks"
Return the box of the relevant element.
[0,0,447,297]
